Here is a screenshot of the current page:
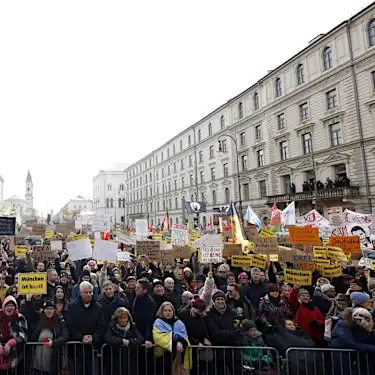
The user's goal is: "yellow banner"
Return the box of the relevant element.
[284,269,312,286]
[251,254,267,269]
[231,254,266,269]
[313,247,327,258]
[15,246,30,258]
[45,230,54,239]
[267,254,279,262]
[322,264,343,278]
[19,273,47,295]
[260,228,274,237]
[313,246,347,262]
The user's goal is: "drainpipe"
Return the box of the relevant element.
[346,19,372,213]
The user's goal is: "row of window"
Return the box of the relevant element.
[106,184,125,192]
[105,198,126,208]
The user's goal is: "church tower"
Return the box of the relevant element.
[25,170,33,214]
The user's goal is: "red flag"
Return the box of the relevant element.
[270,202,281,225]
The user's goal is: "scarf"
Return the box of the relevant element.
[116,322,131,334]
[214,304,227,315]
[43,314,59,330]
[0,312,15,341]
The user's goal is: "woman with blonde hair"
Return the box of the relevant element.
[153,301,192,375]
[105,307,144,375]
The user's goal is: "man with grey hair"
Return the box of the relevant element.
[244,267,267,314]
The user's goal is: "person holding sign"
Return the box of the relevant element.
[288,285,325,344]
[0,296,28,372]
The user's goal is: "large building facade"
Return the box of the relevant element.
[54,195,93,223]
[125,3,375,226]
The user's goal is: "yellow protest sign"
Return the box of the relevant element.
[314,258,330,266]
[231,256,252,268]
[251,254,267,269]
[45,230,54,239]
[268,254,279,262]
[313,247,327,258]
[260,228,274,238]
[284,269,312,286]
[313,246,347,262]
[322,264,343,278]
[19,273,47,295]
[15,246,30,258]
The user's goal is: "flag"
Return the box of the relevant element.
[230,202,245,244]
[269,202,282,232]
[207,216,213,227]
[281,201,296,226]
[161,213,169,231]
[244,206,264,228]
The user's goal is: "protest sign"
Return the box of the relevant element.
[251,254,267,269]
[92,239,118,263]
[293,261,315,271]
[328,207,344,226]
[51,241,63,251]
[260,228,274,237]
[45,230,54,239]
[136,241,161,261]
[19,273,47,295]
[289,227,320,245]
[136,219,148,238]
[313,246,328,258]
[15,246,29,258]
[268,254,279,262]
[116,251,131,262]
[172,245,191,259]
[0,217,16,236]
[230,255,251,268]
[326,248,348,262]
[160,250,175,265]
[254,237,278,254]
[223,244,243,259]
[92,214,111,233]
[172,224,189,246]
[66,238,92,261]
[329,236,360,254]
[284,269,312,286]
[322,264,343,278]
[201,246,223,264]
[55,223,75,235]
[314,258,331,270]
[32,246,57,262]
[245,227,259,241]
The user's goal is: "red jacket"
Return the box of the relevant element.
[289,288,325,341]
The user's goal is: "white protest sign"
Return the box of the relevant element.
[192,234,210,249]
[116,234,137,245]
[117,251,131,262]
[358,257,371,269]
[92,215,111,233]
[92,239,118,263]
[66,238,92,261]
[171,224,189,246]
[203,234,224,247]
[50,241,62,251]
[201,246,223,264]
[136,219,148,238]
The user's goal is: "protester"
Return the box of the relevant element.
[244,268,267,314]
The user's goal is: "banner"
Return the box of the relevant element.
[171,224,189,246]
[289,227,320,245]
[322,264,342,278]
[329,236,361,254]
[284,269,312,286]
[19,273,47,295]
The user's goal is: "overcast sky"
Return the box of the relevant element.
[0,0,372,216]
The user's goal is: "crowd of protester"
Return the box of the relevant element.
[0,237,374,375]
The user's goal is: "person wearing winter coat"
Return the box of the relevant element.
[105,307,144,375]
[70,270,98,301]
[331,308,375,375]
[164,278,182,310]
[313,283,336,317]
[258,283,293,332]
[227,283,256,322]
[243,268,267,314]
[324,293,350,341]
[23,298,69,375]
[288,285,325,344]
[0,296,28,373]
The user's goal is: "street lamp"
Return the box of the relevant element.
[217,135,243,219]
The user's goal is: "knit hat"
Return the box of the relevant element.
[321,284,335,294]
[350,278,364,288]
[2,295,17,310]
[238,272,248,280]
[350,292,371,307]
[242,319,257,331]
[192,297,206,311]
[183,267,192,274]
[298,289,310,297]
[126,276,136,282]
[81,270,91,279]
[152,279,164,289]
[181,291,193,305]
[195,274,206,283]
[267,283,278,293]
[212,289,226,302]
[42,300,56,309]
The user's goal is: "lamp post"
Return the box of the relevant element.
[307,131,317,207]
[217,135,243,219]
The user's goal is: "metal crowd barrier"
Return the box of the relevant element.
[1,342,374,375]
[285,347,374,375]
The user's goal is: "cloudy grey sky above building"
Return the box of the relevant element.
[0,0,371,215]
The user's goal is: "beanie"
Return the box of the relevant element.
[267,283,278,294]
[152,279,164,288]
[195,274,206,283]
[183,267,192,274]
[42,300,56,309]
[298,288,310,297]
[192,297,206,311]
[321,284,335,294]
[350,292,371,307]
[242,319,257,331]
[81,270,91,279]
[212,289,226,302]
[238,272,248,280]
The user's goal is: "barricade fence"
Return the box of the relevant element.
[0,342,372,375]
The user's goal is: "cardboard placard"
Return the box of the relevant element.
[223,230,232,239]
[223,244,243,259]
[45,230,54,239]
[293,261,315,271]
[160,250,175,265]
[289,227,320,245]
[136,240,161,261]
[329,236,361,254]
[322,264,342,278]
[15,246,30,258]
[284,269,312,286]
[55,223,75,235]
[172,245,191,259]
[254,237,278,254]
[32,246,57,262]
[0,217,16,236]
[245,227,260,241]
[260,228,274,237]
[201,246,223,264]
[18,273,47,295]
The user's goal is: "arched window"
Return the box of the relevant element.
[296,64,304,85]
[238,102,244,119]
[220,115,225,129]
[369,19,375,46]
[275,78,282,97]
[212,190,217,205]
[208,123,212,136]
[323,47,332,70]
[225,188,230,203]
[253,93,259,110]
[198,129,201,142]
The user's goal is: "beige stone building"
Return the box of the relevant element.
[125,2,375,226]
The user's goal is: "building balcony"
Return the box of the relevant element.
[266,186,360,204]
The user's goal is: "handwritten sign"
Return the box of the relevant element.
[329,236,360,254]
[201,246,223,264]
[92,239,118,263]
[15,246,29,258]
[260,228,274,237]
[254,237,278,254]
[66,238,93,261]
[136,241,161,261]
[289,227,320,245]
[223,244,243,259]
[0,217,16,236]
[284,269,312,286]
[322,264,342,278]
[172,245,191,259]
[172,224,189,246]
[245,227,260,241]
[32,246,57,262]
[45,230,54,239]
[19,273,47,295]
[160,250,175,265]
